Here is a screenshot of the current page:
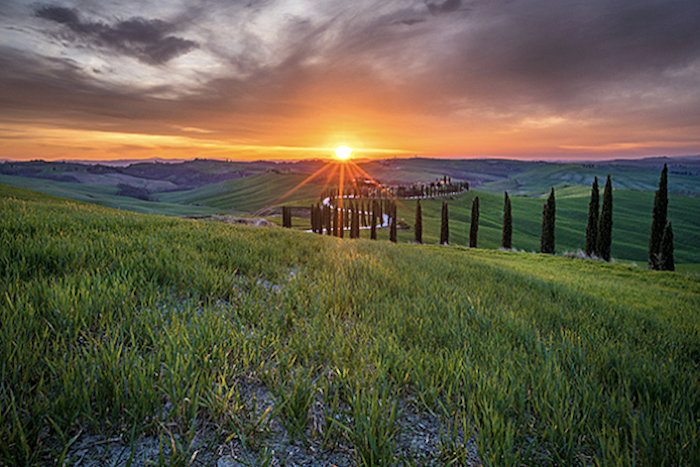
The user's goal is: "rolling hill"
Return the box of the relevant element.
[1,156,698,266]
[2,185,698,466]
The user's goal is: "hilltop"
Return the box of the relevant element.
[1,185,699,466]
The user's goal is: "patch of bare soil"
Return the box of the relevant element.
[58,376,482,466]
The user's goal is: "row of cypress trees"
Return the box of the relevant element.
[309,198,398,241]
[583,175,613,261]
[306,165,675,271]
[421,197,483,247]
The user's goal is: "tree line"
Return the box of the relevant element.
[286,165,675,270]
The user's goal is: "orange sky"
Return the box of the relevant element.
[1,0,699,162]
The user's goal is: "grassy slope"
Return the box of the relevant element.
[2,185,699,466]
[0,175,219,216]
[154,172,326,214]
[366,189,700,266]
[479,163,700,197]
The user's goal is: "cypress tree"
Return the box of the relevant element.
[414,200,423,244]
[315,204,321,233]
[540,188,555,254]
[440,201,449,245]
[282,206,291,228]
[335,207,341,237]
[596,175,613,261]
[585,177,599,257]
[339,206,344,238]
[332,206,336,236]
[389,201,397,243]
[349,204,356,238]
[377,200,383,227]
[469,196,479,248]
[502,192,512,249]
[316,203,322,233]
[649,164,668,269]
[352,205,360,238]
[370,200,377,240]
[361,199,367,227]
[310,204,316,233]
[660,222,675,271]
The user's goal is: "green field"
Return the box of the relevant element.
[341,189,700,268]
[2,185,699,466]
[0,174,220,217]
[154,171,326,214]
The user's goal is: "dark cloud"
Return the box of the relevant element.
[35,5,198,64]
[425,0,464,15]
[1,0,699,158]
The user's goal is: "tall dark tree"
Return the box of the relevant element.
[585,177,599,257]
[337,206,343,238]
[310,204,317,233]
[349,204,357,238]
[502,192,512,249]
[596,175,613,261]
[282,206,292,228]
[316,204,322,233]
[370,200,378,240]
[361,199,367,227]
[469,196,479,248]
[331,201,336,236]
[660,222,675,271]
[389,201,397,243]
[325,205,332,235]
[440,201,449,245]
[414,200,423,244]
[649,164,669,270]
[540,188,556,254]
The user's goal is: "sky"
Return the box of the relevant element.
[1,0,699,162]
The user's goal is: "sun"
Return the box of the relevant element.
[333,145,354,160]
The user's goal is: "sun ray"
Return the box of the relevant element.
[270,162,332,206]
[320,163,340,199]
[347,160,395,199]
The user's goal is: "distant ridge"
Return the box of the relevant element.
[562,155,700,166]
[59,157,188,167]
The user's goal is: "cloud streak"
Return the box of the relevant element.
[1,0,699,161]
[35,4,198,64]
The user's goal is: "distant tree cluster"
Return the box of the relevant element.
[322,176,468,201]
[301,165,676,274]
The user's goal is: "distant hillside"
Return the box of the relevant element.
[1,157,699,228]
[3,156,699,198]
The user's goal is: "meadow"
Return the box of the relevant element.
[293,189,700,268]
[2,185,699,466]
